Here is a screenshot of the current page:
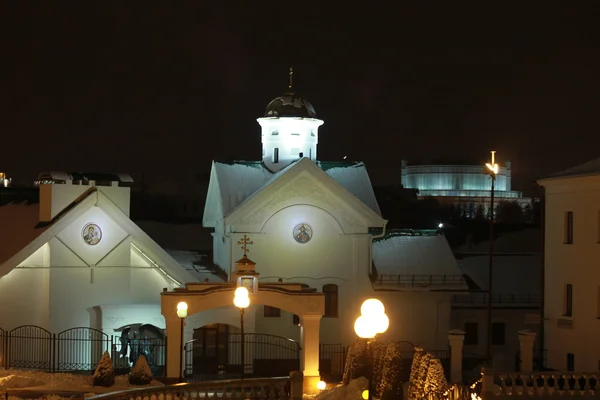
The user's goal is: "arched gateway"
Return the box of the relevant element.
[161,247,324,394]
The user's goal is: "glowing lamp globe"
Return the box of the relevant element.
[360,298,385,317]
[354,315,377,339]
[235,287,249,297]
[234,294,250,309]
[362,390,369,400]
[373,313,390,334]
[317,381,326,391]
[176,301,188,318]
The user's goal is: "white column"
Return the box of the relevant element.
[301,315,321,395]
[448,329,465,383]
[518,330,537,372]
[165,315,184,379]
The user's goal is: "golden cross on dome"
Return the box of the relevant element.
[288,67,293,90]
[237,234,253,256]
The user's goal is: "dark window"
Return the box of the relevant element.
[565,211,574,244]
[323,284,338,317]
[464,322,478,345]
[293,314,300,325]
[273,148,279,163]
[491,322,506,345]
[564,284,573,316]
[263,306,281,318]
[567,353,575,371]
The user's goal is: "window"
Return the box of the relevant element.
[271,130,279,136]
[273,148,279,164]
[567,353,575,371]
[565,211,574,244]
[291,148,299,156]
[564,284,573,317]
[292,314,300,325]
[264,306,281,318]
[323,284,338,317]
[291,132,300,136]
[491,322,506,345]
[464,322,478,345]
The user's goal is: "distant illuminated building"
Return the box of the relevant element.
[401,160,531,215]
[0,172,10,188]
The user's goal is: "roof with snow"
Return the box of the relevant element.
[207,159,382,220]
[372,230,468,291]
[539,157,600,181]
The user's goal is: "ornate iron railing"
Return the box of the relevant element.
[452,293,541,305]
[374,274,467,288]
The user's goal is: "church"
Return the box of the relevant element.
[0,73,467,380]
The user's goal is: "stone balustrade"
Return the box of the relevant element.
[86,374,302,400]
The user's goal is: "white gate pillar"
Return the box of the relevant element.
[301,315,322,395]
[165,315,184,379]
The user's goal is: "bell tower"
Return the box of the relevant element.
[257,68,324,172]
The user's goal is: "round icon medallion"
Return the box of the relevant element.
[82,223,102,246]
[293,223,313,244]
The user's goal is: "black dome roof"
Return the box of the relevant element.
[264,91,317,118]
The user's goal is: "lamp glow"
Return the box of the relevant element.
[360,298,385,316]
[317,381,326,391]
[176,302,188,318]
[354,315,377,339]
[233,295,250,309]
[235,287,249,297]
[373,313,390,334]
[485,150,499,175]
[362,390,369,400]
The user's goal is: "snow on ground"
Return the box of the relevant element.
[0,368,164,399]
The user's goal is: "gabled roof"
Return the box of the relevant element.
[538,157,600,182]
[203,158,382,227]
[224,158,386,230]
[0,188,197,286]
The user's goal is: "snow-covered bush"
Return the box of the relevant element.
[371,341,387,394]
[93,351,115,387]
[407,347,425,400]
[129,354,153,385]
[423,358,448,396]
[378,342,403,400]
[342,339,369,384]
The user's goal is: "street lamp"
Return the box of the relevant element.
[354,299,389,400]
[233,287,250,378]
[484,150,499,365]
[176,301,188,383]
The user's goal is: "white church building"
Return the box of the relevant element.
[0,77,472,382]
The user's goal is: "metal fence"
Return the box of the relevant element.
[319,343,346,381]
[0,325,167,375]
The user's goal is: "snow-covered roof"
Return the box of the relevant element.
[458,255,541,295]
[455,229,541,255]
[372,232,468,291]
[165,249,226,282]
[0,203,48,266]
[540,157,600,181]
[208,159,382,221]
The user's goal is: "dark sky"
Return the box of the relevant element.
[1,2,599,193]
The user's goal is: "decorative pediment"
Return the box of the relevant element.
[226,159,385,233]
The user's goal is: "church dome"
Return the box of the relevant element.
[264,92,317,118]
[263,68,317,118]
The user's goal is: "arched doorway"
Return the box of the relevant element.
[114,323,166,375]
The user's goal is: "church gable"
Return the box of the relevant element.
[226,158,385,233]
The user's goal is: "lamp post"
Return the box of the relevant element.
[354,299,389,400]
[484,151,499,365]
[176,301,188,383]
[233,287,250,378]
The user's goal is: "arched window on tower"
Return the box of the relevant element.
[323,284,338,317]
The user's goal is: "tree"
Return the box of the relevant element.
[129,354,153,385]
[379,342,403,399]
[407,347,425,400]
[93,351,116,387]
[414,352,432,400]
[372,341,388,395]
[343,339,369,384]
[423,358,448,396]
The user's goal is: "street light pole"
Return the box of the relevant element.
[484,151,498,365]
[233,287,250,379]
[176,301,188,383]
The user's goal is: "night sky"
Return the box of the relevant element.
[1,2,599,194]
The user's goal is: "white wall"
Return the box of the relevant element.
[542,176,600,371]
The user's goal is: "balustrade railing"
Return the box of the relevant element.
[452,293,541,305]
[373,274,466,288]
[482,370,600,398]
[87,375,300,400]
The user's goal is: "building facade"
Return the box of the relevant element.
[538,158,600,371]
